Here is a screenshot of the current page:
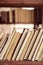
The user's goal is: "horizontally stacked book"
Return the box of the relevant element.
[0,28,43,61]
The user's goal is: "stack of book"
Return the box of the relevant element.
[0,28,43,61]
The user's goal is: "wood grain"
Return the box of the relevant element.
[0,60,43,65]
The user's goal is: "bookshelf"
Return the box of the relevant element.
[0,0,43,65]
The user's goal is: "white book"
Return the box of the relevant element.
[16,30,32,60]
[24,30,39,59]
[32,35,43,61]
[28,29,43,60]
[0,29,15,59]
[12,29,28,60]
[19,30,34,60]
[35,40,43,61]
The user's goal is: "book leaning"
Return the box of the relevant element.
[16,30,32,60]
[0,29,15,59]
[28,29,43,60]
[12,29,28,60]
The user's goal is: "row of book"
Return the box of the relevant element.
[0,28,43,61]
[0,8,34,23]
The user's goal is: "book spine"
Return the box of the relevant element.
[16,30,32,60]
[24,30,39,59]
[32,35,43,61]
[0,30,15,59]
[19,30,34,60]
[35,40,43,61]
[0,34,8,53]
[12,29,28,60]
[6,32,21,60]
[3,30,16,60]
[28,29,43,60]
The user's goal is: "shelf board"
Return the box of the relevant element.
[0,60,43,65]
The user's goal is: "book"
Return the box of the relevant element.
[0,34,5,48]
[25,10,34,23]
[16,30,32,60]
[0,34,8,53]
[0,34,7,49]
[21,9,26,23]
[32,35,43,61]
[28,29,43,60]
[19,30,34,60]
[39,46,43,61]
[12,29,28,60]
[15,8,19,23]
[1,11,9,23]
[18,8,22,23]
[24,30,39,59]
[9,10,13,23]
[35,40,43,61]
[6,32,21,60]
[12,10,15,23]
[31,10,34,24]
[3,30,16,60]
[0,29,15,59]
[4,28,23,60]
[15,8,34,23]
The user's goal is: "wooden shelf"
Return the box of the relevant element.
[0,60,43,65]
[0,0,43,7]
[23,0,43,7]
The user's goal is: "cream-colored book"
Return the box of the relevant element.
[24,30,39,59]
[19,30,34,60]
[0,29,15,59]
[32,35,43,61]
[16,30,32,60]
[28,29,43,60]
[0,34,8,52]
[6,32,21,60]
[35,40,43,61]
[12,29,28,60]
[9,10,13,23]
